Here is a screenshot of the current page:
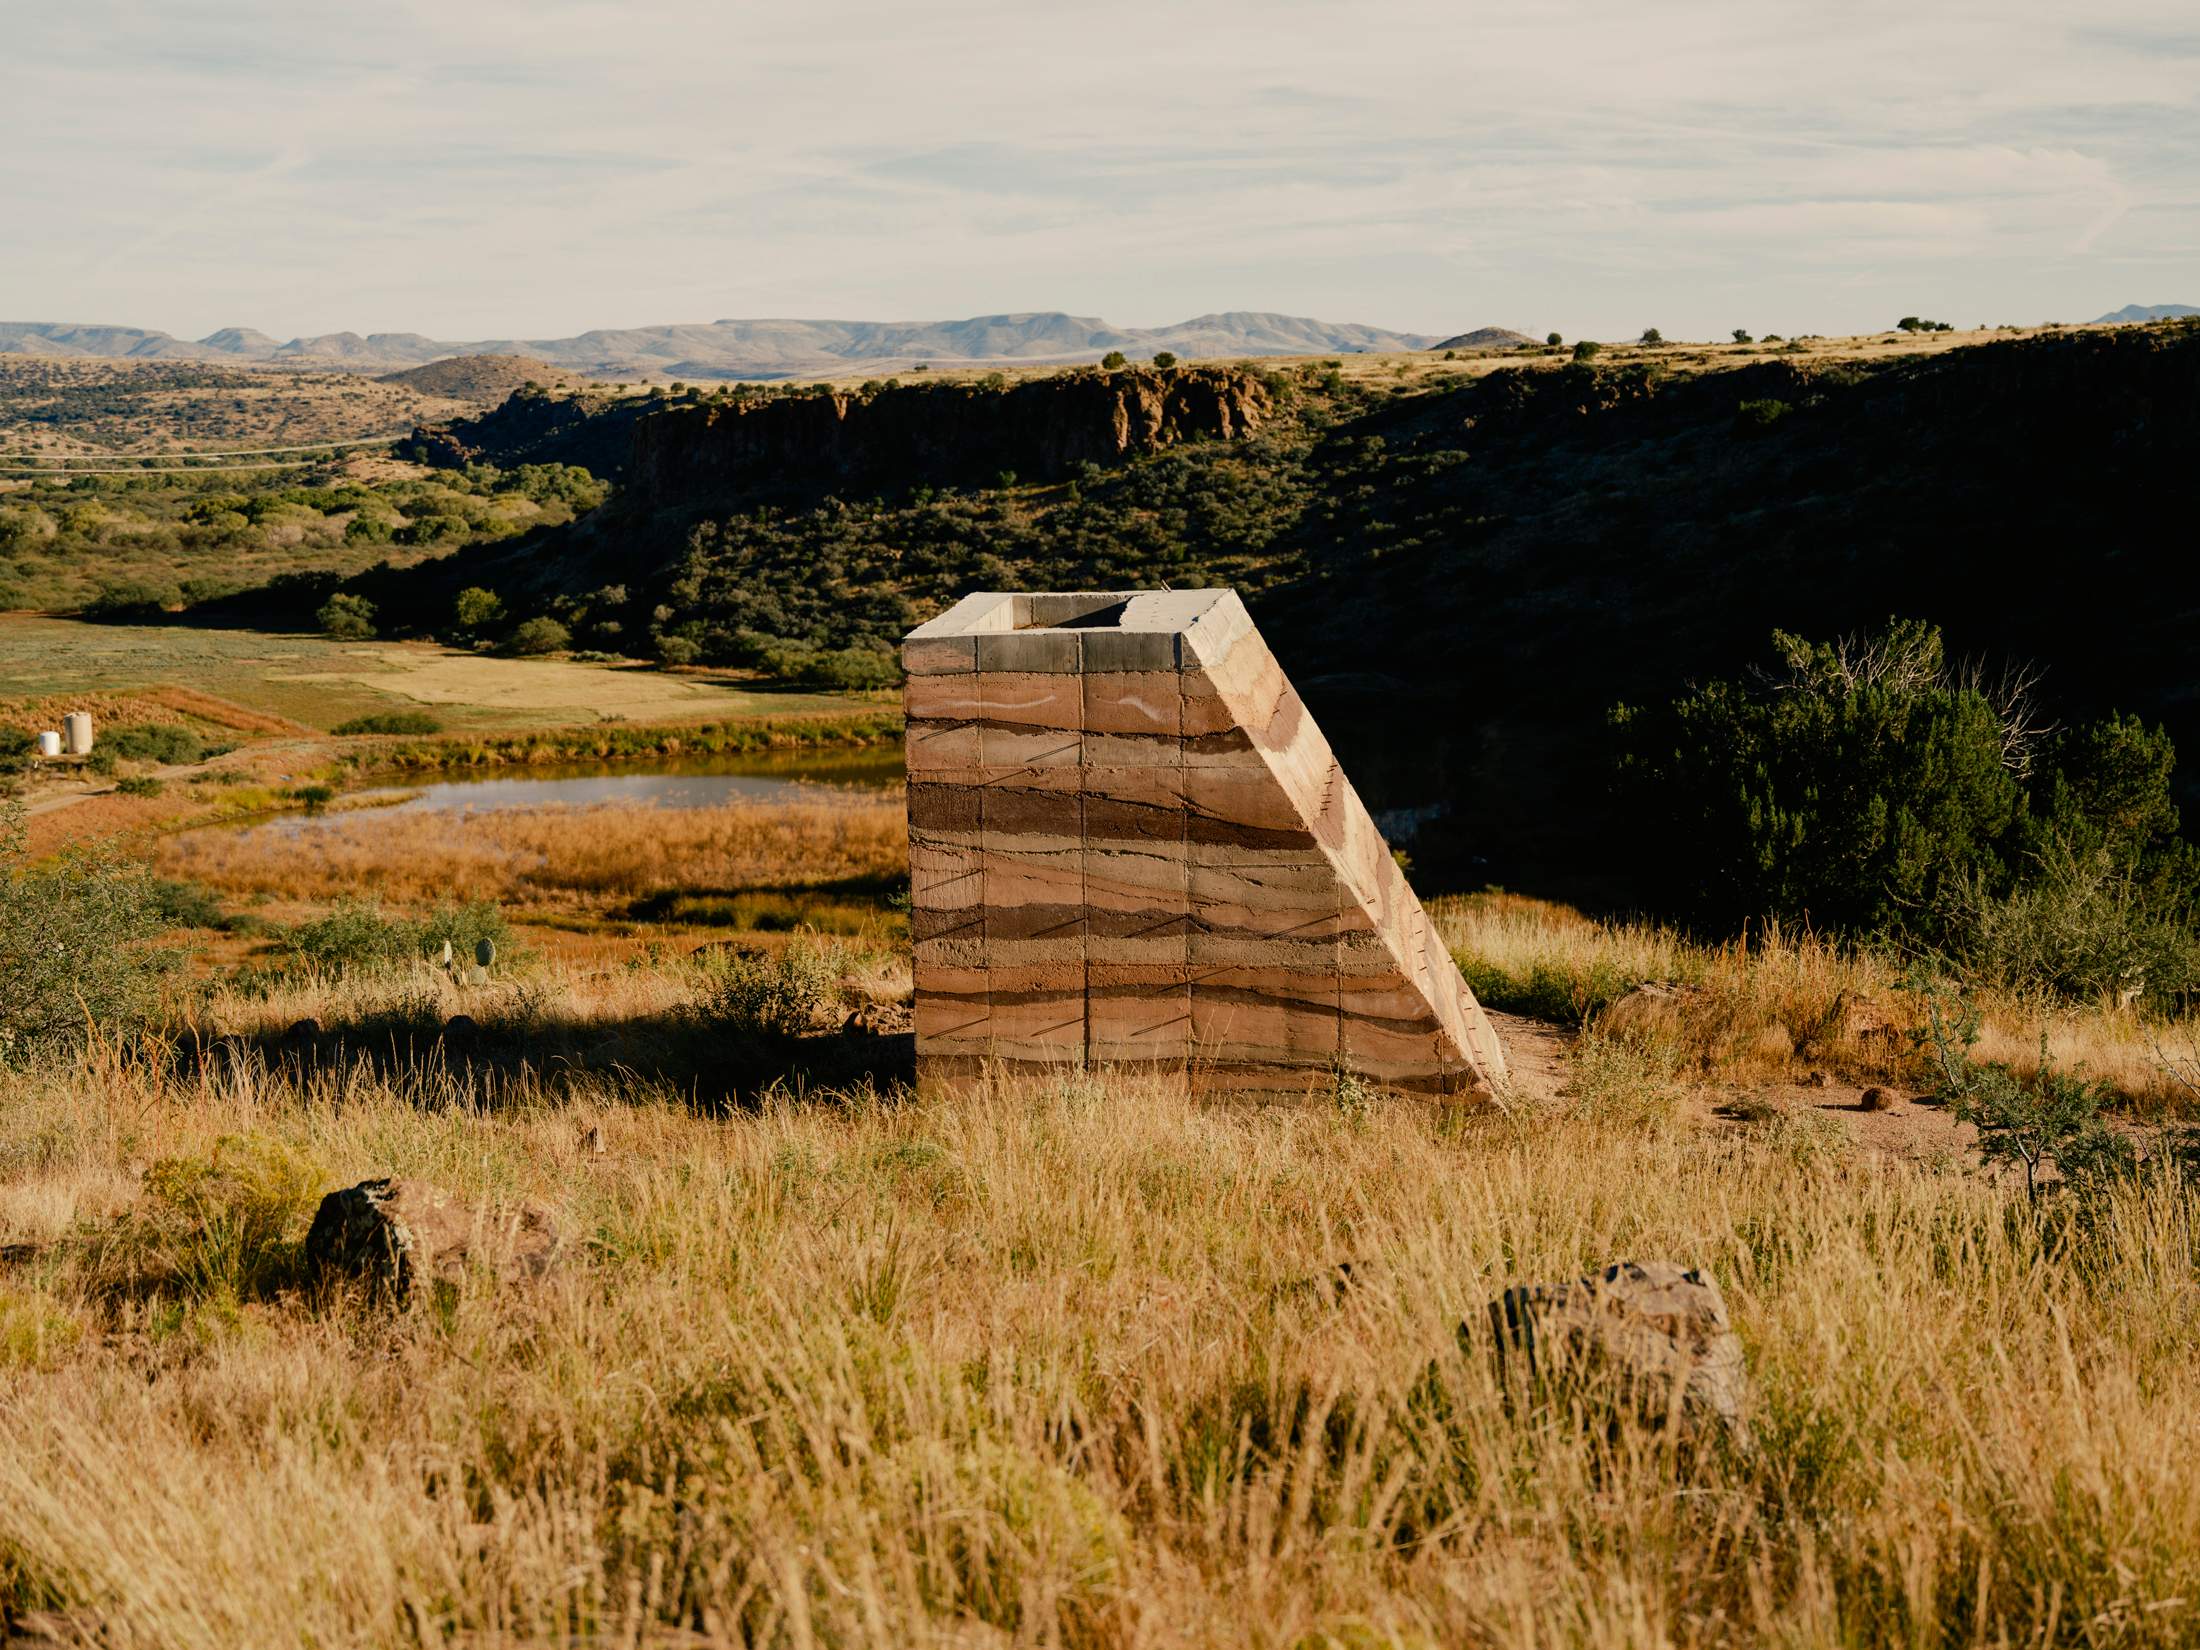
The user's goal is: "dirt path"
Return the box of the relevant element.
[20,739,325,820]
[1489,1007,1980,1162]
[1487,1010,1570,1107]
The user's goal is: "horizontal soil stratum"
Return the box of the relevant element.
[904,589,1507,1094]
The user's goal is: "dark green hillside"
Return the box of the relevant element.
[248,324,2200,895]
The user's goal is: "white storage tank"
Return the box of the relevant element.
[37,730,63,757]
[63,711,93,755]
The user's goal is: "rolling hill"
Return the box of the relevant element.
[265,320,2200,900]
[2096,302,2199,323]
[0,311,1452,379]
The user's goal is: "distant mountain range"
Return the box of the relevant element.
[0,311,1459,379]
[2094,303,2198,323]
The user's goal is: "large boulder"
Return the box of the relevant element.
[1481,1260,1753,1441]
[304,1178,561,1301]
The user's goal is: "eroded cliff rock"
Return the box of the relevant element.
[626,367,1266,503]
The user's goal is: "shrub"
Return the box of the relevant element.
[1546,332,1563,347]
[317,593,377,640]
[147,879,226,930]
[504,618,571,656]
[1639,327,1664,345]
[394,513,469,547]
[1614,620,2199,959]
[83,581,179,620]
[453,586,504,632]
[1914,979,2135,1199]
[104,1135,326,1303]
[701,939,847,1036]
[1732,329,1753,344]
[654,634,702,667]
[1153,351,1179,369]
[1100,351,1128,370]
[1736,397,1791,430]
[283,899,507,978]
[1571,341,1602,362]
[101,723,229,766]
[115,775,164,798]
[0,800,173,1058]
[284,903,416,976]
[332,711,442,736]
[418,901,510,964]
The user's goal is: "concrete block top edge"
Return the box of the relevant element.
[904,589,1240,642]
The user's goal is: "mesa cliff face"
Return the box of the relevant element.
[625,367,1266,503]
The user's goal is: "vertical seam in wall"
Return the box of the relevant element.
[1077,630,1092,1066]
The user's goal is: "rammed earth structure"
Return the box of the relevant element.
[902,589,1509,1094]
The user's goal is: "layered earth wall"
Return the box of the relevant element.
[903,590,1508,1095]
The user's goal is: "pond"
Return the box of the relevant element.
[272,747,905,829]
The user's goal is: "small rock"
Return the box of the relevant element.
[1858,1086,1899,1112]
[442,1014,480,1040]
[304,1177,561,1302]
[283,1017,321,1043]
[1480,1260,1753,1442]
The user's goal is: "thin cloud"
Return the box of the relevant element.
[2,0,2194,339]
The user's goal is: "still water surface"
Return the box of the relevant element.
[257,748,904,830]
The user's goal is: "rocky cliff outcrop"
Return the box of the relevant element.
[406,387,661,478]
[626,367,1266,504]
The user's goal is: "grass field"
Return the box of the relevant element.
[2,967,2196,1647]
[0,615,876,736]
[7,775,2200,1645]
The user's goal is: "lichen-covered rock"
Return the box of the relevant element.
[304,1178,560,1301]
[1482,1260,1753,1440]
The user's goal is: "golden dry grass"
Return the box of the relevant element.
[3,1004,2197,1648]
[1432,893,2199,1108]
[156,797,908,911]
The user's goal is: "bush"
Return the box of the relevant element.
[0,800,173,1058]
[116,775,165,798]
[147,878,226,930]
[332,711,442,736]
[1914,979,2135,1198]
[701,939,847,1036]
[749,639,901,691]
[504,618,571,656]
[1571,341,1602,362]
[1153,351,1179,369]
[283,900,509,978]
[1100,351,1128,370]
[1546,332,1563,347]
[453,586,504,632]
[101,723,230,766]
[83,581,180,620]
[106,1135,326,1303]
[317,593,376,640]
[1615,620,2199,967]
[1639,327,1664,345]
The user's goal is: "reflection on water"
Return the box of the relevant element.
[259,748,905,830]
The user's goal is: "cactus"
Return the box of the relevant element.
[475,937,496,969]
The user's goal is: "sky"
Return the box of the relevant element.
[5,0,2198,342]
